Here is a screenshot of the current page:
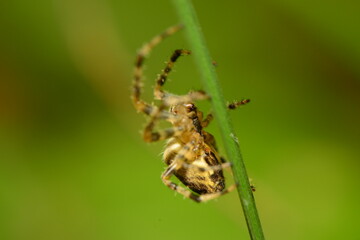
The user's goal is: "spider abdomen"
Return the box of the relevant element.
[175,165,225,194]
[163,137,225,194]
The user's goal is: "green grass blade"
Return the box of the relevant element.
[172,0,265,239]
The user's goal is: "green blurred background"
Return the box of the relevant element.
[1,0,359,239]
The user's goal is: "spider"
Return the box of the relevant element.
[132,25,251,202]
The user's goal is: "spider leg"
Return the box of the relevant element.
[202,113,213,127]
[163,90,209,106]
[182,161,232,172]
[227,99,250,110]
[132,25,183,115]
[196,184,237,202]
[202,98,250,127]
[142,107,183,142]
[153,49,211,104]
[154,49,191,100]
[143,120,183,142]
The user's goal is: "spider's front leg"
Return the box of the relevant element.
[154,49,191,100]
[201,99,250,128]
[153,48,210,105]
[142,108,183,142]
[132,25,182,115]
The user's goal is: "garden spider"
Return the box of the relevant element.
[132,25,251,202]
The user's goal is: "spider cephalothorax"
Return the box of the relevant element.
[132,25,250,202]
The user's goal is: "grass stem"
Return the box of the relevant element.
[172,1,265,239]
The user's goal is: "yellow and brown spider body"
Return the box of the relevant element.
[132,25,250,202]
[164,104,225,195]
[164,135,225,195]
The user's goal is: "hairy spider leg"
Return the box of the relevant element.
[132,25,207,142]
[132,25,183,115]
[153,48,209,105]
[155,51,210,105]
[201,99,250,128]
[154,49,191,99]
[143,112,184,142]
[227,99,251,110]
[202,113,214,127]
